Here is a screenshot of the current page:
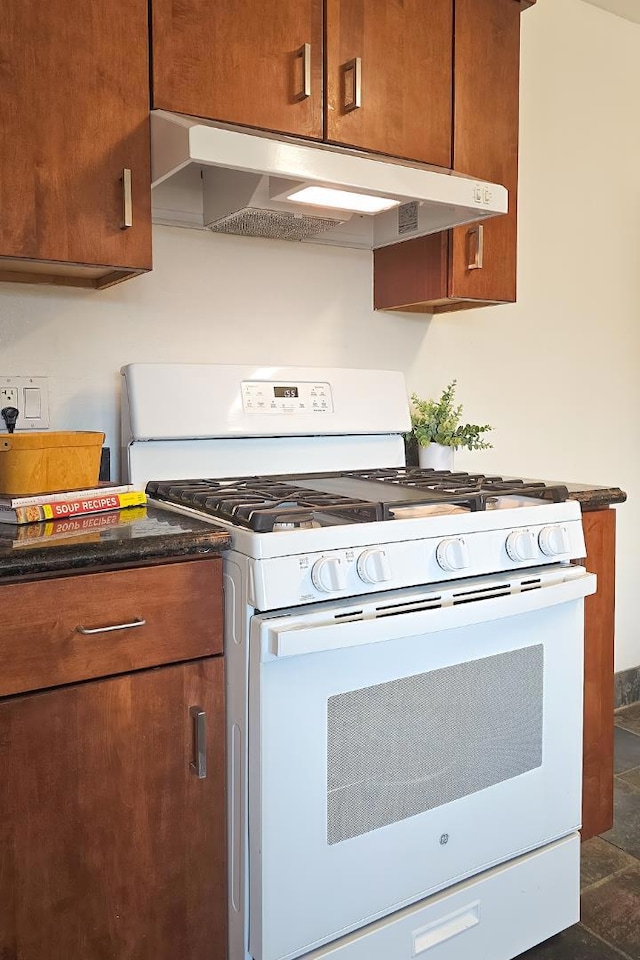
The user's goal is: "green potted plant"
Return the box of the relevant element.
[408,380,493,471]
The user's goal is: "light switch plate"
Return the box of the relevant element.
[0,376,50,430]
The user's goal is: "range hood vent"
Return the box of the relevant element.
[151,110,508,251]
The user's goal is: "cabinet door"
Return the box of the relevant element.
[325,0,453,166]
[373,0,524,313]
[0,659,226,960]
[152,0,323,140]
[0,0,152,286]
[447,0,521,303]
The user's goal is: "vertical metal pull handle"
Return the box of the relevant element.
[189,706,207,779]
[343,57,362,112]
[294,43,311,101]
[468,223,484,270]
[121,168,133,229]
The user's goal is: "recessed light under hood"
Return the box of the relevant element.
[151,110,508,250]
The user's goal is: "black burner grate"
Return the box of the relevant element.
[146,469,569,533]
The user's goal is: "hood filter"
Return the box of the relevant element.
[208,207,342,242]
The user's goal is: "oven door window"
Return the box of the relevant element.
[248,575,589,960]
[327,643,543,845]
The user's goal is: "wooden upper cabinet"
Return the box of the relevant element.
[152,0,324,140]
[447,0,521,304]
[0,0,152,290]
[152,0,452,165]
[373,0,525,313]
[325,0,453,166]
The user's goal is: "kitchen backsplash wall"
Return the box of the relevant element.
[0,0,639,672]
[0,227,429,453]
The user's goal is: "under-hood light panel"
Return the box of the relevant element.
[286,186,401,214]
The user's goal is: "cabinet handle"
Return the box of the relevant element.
[343,57,362,112]
[294,42,311,101]
[75,617,146,635]
[121,168,133,229]
[467,223,484,270]
[190,706,207,779]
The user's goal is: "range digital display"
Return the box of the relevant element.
[274,386,299,398]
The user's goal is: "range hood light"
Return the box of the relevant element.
[285,186,401,215]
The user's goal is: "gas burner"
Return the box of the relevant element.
[146,471,569,533]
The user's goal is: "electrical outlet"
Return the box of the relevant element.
[0,376,50,430]
[0,387,19,408]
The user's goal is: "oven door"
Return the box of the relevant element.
[248,565,595,960]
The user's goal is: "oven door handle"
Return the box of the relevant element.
[266,571,596,659]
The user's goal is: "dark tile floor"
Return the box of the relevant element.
[520,703,640,959]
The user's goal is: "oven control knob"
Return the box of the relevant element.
[539,525,570,557]
[505,529,538,562]
[436,537,470,572]
[357,548,392,584]
[311,556,347,593]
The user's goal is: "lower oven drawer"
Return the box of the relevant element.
[306,833,580,960]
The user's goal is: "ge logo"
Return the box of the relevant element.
[439,834,449,845]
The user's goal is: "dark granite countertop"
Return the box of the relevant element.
[404,443,626,511]
[0,503,230,582]
[510,477,626,511]
[511,478,627,510]
[562,481,627,511]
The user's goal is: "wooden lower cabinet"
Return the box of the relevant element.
[0,657,226,960]
[581,508,616,842]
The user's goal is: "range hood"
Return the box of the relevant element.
[151,110,508,250]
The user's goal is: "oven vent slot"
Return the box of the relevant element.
[334,610,363,621]
[376,597,442,613]
[452,583,506,598]
[327,571,550,629]
[376,601,443,618]
[453,586,511,605]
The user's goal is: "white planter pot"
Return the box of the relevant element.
[418,443,454,472]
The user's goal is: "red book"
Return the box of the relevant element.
[0,489,147,525]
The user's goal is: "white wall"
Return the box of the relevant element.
[0,0,638,669]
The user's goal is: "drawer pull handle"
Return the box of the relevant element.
[75,617,146,635]
[190,706,207,779]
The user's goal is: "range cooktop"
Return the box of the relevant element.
[146,468,569,533]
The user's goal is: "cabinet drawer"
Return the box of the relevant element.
[0,560,222,697]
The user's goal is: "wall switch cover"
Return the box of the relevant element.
[0,376,50,430]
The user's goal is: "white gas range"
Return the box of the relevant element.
[122,363,595,960]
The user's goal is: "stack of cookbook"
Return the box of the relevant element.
[0,483,147,546]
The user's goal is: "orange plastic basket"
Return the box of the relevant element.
[0,431,105,496]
